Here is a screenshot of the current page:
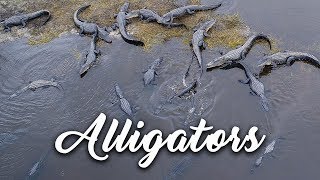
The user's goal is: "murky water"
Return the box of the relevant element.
[1,0,320,179]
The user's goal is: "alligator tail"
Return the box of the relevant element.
[158,18,186,28]
[26,10,51,23]
[200,3,222,10]
[260,95,269,112]
[9,87,28,99]
[41,10,51,25]
[74,5,91,26]
[119,28,144,46]
[253,33,272,50]
[306,54,320,65]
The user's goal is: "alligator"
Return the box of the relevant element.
[191,19,216,75]
[143,57,163,85]
[10,79,61,98]
[251,139,276,173]
[251,138,278,173]
[113,3,144,46]
[115,84,133,116]
[73,5,112,43]
[182,58,193,86]
[162,4,221,24]
[179,92,197,127]
[206,33,272,69]
[258,51,320,68]
[126,9,184,27]
[164,155,193,180]
[1,10,50,32]
[169,80,197,103]
[26,149,51,180]
[0,133,18,149]
[80,34,100,77]
[237,62,269,111]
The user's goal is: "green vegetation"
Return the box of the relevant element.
[0,0,279,51]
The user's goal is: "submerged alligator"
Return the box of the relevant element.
[238,62,269,111]
[207,33,272,69]
[0,133,18,150]
[143,57,163,85]
[115,84,133,117]
[164,155,193,180]
[79,34,100,77]
[10,79,61,98]
[169,80,197,102]
[251,138,281,173]
[191,19,216,75]
[162,4,221,24]
[113,3,144,46]
[26,149,51,180]
[1,10,51,32]
[258,51,320,68]
[74,5,112,43]
[126,8,184,27]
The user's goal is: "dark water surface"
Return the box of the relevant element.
[1,0,320,179]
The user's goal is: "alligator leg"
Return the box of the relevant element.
[186,9,195,14]
[220,61,232,69]
[169,15,174,27]
[4,26,11,32]
[271,62,278,68]
[21,19,27,28]
[202,42,208,50]
[79,26,84,36]
[146,17,154,22]
[94,50,100,55]
[111,23,118,30]
[238,78,250,84]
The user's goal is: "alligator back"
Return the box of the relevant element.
[120,98,133,116]
[144,69,155,85]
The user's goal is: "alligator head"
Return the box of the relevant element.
[257,56,272,67]
[201,19,216,32]
[120,2,130,13]
[206,56,226,69]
